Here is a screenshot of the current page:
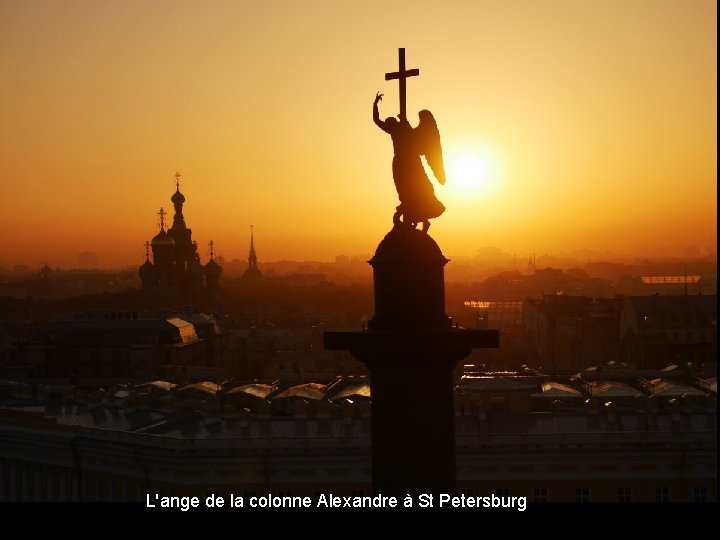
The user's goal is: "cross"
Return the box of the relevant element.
[157,206,166,230]
[384,48,419,121]
[208,240,215,259]
[143,240,150,259]
[174,171,182,190]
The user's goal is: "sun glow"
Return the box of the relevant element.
[443,150,498,199]
[452,154,487,190]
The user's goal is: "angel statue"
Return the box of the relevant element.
[373,91,446,233]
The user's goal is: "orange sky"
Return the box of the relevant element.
[1,0,716,269]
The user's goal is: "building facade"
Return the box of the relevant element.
[0,377,715,502]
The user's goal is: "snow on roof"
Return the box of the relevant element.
[533,382,584,398]
[176,381,222,395]
[272,383,326,400]
[587,380,642,397]
[331,383,371,401]
[134,380,176,392]
[224,384,277,399]
[646,378,707,396]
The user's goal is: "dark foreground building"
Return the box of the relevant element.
[0,374,715,502]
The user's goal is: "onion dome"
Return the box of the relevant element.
[151,228,175,247]
[171,187,185,205]
[205,257,222,280]
[139,259,155,281]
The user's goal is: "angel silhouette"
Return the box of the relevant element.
[373,92,446,233]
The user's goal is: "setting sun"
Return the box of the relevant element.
[450,153,489,192]
[440,149,499,202]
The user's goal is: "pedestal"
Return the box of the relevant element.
[323,225,499,496]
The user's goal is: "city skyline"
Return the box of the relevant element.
[1,0,716,268]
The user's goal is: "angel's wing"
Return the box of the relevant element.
[416,109,446,185]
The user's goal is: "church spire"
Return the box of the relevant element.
[204,239,222,290]
[170,171,187,230]
[242,225,262,282]
[248,225,257,267]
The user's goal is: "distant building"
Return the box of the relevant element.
[639,274,713,296]
[620,294,717,369]
[475,267,611,301]
[460,301,524,329]
[138,174,222,296]
[204,241,223,296]
[1,311,232,382]
[36,264,56,297]
[241,226,262,283]
[522,294,717,374]
[523,295,624,373]
[0,268,140,300]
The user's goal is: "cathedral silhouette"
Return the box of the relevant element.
[139,174,222,295]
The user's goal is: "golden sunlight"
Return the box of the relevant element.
[451,153,487,190]
[444,151,496,199]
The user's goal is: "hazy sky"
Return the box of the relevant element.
[1,0,716,268]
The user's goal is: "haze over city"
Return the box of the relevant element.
[1,0,716,269]
[0,0,717,508]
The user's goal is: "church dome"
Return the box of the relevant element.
[138,259,155,281]
[39,263,54,280]
[171,188,185,205]
[151,229,175,247]
[205,258,223,280]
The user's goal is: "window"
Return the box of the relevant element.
[83,474,94,501]
[27,464,35,500]
[654,486,670,502]
[617,487,632,502]
[533,487,548,502]
[53,467,62,501]
[693,486,708,503]
[97,477,105,502]
[490,395,506,412]
[575,487,590,502]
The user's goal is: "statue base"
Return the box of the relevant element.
[323,226,499,496]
